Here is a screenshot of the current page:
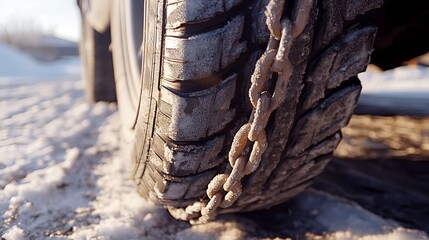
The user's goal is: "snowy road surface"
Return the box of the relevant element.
[1,49,429,239]
[2,81,428,240]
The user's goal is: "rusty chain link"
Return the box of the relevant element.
[168,0,313,224]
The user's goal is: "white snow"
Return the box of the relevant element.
[357,65,429,115]
[359,65,429,99]
[291,190,429,240]
[2,225,25,240]
[0,43,80,84]
[1,44,428,239]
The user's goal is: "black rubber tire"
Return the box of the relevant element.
[371,0,429,70]
[115,0,382,217]
[80,11,116,103]
[111,0,146,142]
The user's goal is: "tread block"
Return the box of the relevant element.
[282,155,331,187]
[260,180,313,210]
[157,74,236,141]
[305,133,341,160]
[184,171,218,199]
[313,0,343,51]
[166,0,243,28]
[149,148,172,175]
[163,16,246,80]
[327,27,377,89]
[149,165,218,201]
[234,179,313,211]
[269,133,340,190]
[249,0,270,45]
[152,133,225,176]
[304,26,376,111]
[342,0,383,21]
[262,155,331,211]
[156,180,189,200]
[207,76,237,136]
[289,133,341,166]
[289,84,361,157]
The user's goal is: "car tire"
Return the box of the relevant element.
[80,10,116,103]
[111,0,382,221]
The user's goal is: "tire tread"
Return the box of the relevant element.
[132,0,382,212]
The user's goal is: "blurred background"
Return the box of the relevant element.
[0,0,81,81]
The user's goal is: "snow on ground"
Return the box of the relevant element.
[1,46,428,239]
[359,65,429,97]
[0,43,80,85]
[357,65,429,116]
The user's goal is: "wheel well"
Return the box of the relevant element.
[371,0,429,70]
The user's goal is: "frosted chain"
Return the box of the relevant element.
[168,0,313,224]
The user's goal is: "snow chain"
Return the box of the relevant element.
[168,0,313,224]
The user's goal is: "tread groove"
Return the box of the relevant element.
[165,1,251,37]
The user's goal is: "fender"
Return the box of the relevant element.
[79,0,112,33]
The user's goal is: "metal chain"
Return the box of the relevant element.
[168,0,313,224]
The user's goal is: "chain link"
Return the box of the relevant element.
[168,0,313,224]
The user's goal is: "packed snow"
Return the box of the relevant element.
[1,44,428,239]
